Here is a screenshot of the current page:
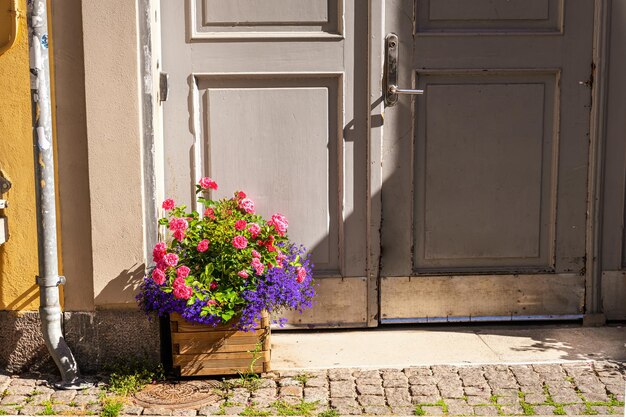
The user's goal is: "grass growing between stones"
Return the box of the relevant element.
[412,398,448,416]
[518,391,535,416]
[106,362,164,396]
[272,400,319,416]
[294,373,312,386]
[316,409,338,417]
[0,410,7,416]
[100,398,124,417]
[240,405,271,416]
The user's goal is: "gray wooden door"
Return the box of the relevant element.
[379,0,595,322]
[161,1,371,327]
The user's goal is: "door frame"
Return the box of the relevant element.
[146,0,611,328]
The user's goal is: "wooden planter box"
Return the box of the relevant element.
[170,312,271,377]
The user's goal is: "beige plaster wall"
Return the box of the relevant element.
[51,0,95,312]
[80,0,147,307]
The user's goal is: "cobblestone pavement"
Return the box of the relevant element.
[0,362,624,416]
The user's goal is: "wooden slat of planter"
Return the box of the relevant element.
[173,350,270,365]
[170,313,269,332]
[172,328,268,342]
[175,355,269,370]
[175,342,262,355]
[180,363,266,377]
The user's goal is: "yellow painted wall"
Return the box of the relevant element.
[0,0,41,310]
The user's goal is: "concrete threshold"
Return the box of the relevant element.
[271,322,626,370]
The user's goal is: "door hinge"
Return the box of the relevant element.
[159,72,169,102]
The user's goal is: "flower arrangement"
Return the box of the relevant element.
[136,178,315,331]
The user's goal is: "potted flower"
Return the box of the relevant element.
[136,178,315,376]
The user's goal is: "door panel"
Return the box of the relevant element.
[380,0,593,321]
[161,1,369,327]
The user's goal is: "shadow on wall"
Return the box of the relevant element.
[93,263,146,306]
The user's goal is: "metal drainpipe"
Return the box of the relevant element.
[28,0,90,390]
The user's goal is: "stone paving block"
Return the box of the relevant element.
[257,379,277,388]
[581,391,610,402]
[356,384,383,396]
[329,369,353,381]
[421,405,445,415]
[197,404,222,415]
[562,404,585,415]
[496,396,519,405]
[409,375,436,386]
[523,393,547,404]
[253,387,277,397]
[354,370,380,379]
[86,403,103,414]
[330,398,361,415]
[51,404,71,413]
[0,394,26,405]
[382,372,408,382]
[499,404,523,415]
[122,405,144,415]
[250,395,276,407]
[464,386,490,396]
[473,405,499,415]
[51,389,77,402]
[330,380,355,398]
[18,405,45,415]
[404,367,432,377]
[390,406,415,415]
[279,385,302,397]
[447,404,473,415]
[412,395,441,405]
[362,405,390,415]
[606,384,625,396]
[277,396,301,405]
[590,405,611,414]
[385,388,411,406]
[357,394,386,406]
[383,379,408,388]
[438,384,464,398]
[278,377,302,387]
[551,392,582,403]
[465,395,491,406]
[578,382,608,394]
[518,384,545,395]
[411,384,439,397]
[6,385,35,396]
[533,404,556,415]
[357,378,383,386]
[172,409,198,416]
[303,387,328,402]
[9,378,36,387]
[490,387,518,397]
[304,378,327,388]
[30,393,52,403]
[143,407,175,415]
[223,405,245,415]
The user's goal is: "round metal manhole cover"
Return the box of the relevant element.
[133,380,222,409]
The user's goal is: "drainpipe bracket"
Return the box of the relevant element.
[36,275,66,286]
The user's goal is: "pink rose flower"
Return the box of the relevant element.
[296,266,306,283]
[161,198,175,210]
[237,191,246,199]
[169,217,188,232]
[199,177,218,190]
[238,270,249,279]
[277,253,287,266]
[177,265,190,279]
[268,213,288,236]
[247,223,261,238]
[255,264,265,275]
[163,253,179,267]
[210,281,218,290]
[251,250,261,259]
[235,219,247,231]
[239,198,255,214]
[173,229,185,241]
[152,242,167,262]
[251,257,262,268]
[204,207,216,220]
[232,235,248,249]
[173,283,193,300]
[152,268,166,285]
[197,239,210,252]
[207,299,217,306]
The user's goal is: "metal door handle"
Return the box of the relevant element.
[385,33,423,106]
[389,85,424,95]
